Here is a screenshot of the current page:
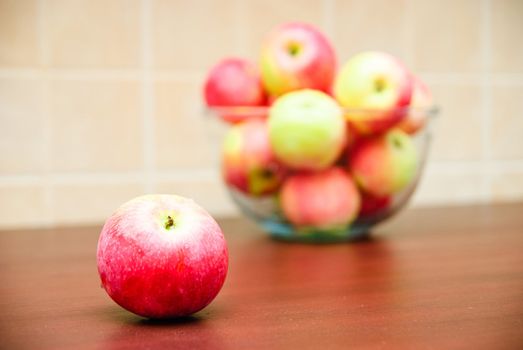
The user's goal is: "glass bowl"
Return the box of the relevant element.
[206,105,438,243]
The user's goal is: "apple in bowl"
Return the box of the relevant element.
[204,58,267,123]
[397,76,433,135]
[260,22,336,98]
[334,51,413,135]
[280,167,361,232]
[97,195,228,319]
[349,128,418,197]
[222,117,286,196]
[268,89,347,171]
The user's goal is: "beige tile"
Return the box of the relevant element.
[332,0,409,64]
[491,0,523,73]
[156,177,237,217]
[407,0,482,73]
[490,169,523,202]
[52,182,143,225]
[491,86,523,159]
[0,185,48,228]
[44,0,140,68]
[428,84,483,161]
[0,0,39,67]
[152,0,238,70]
[154,80,216,170]
[241,0,325,60]
[0,78,45,174]
[49,80,142,172]
[411,164,485,206]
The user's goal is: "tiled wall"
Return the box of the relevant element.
[1,0,522,229]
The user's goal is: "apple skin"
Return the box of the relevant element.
[204,57,267,123]
[358,194,391,218]
[222,118,286,196]
[97,194,228,319]
[334,51,413,135]
[268,89,346,171]
[349,128,418,197]
[397,76,433,135]
[260,22,336,98]
[280,167,361,229]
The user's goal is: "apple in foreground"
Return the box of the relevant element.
[350,128,418,197]
[280,167,361,229]
[397,76,433,135]
[204,57,266,123]
[97,194,228,319]
[260,22,336,98]
[268,89,346,171]
[222,118,286,196]
[334,51,413,135]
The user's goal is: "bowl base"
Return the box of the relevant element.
[261,220,372,243]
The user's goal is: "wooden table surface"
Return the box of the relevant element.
[1,203,523,349]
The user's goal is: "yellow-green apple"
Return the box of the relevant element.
[268,89,346,171]
[334,51,413,135]
[397,76,433,135]
[349,128,418,197]
[204,57,267,123]
[280,167,361,229]
[260,22,336,98]
[97,194,228,319]
[222,118,286,196]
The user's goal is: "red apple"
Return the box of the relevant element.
[97,195,228,319]
[397,76,433,135]
[280,167,361,229]
[204,58,267,123]
[358,194,391,218]
[222,118,286,196]
[334,51,413,135]
[349,128,418,197]
[260,22,336,98]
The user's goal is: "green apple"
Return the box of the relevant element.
[268,89,346,171]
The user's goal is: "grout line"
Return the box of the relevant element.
[154,169,219,182]
[322,0,335,38]
[428,159,523,173]
[480,0,493,203]
[1,67,522,85]
[3,162,523,187]
[0,169,220,186]
[234,0,249,58]
[402,0,414,66]
[141,0,155,194]
[36,0,54,227]
[232,0,245,56]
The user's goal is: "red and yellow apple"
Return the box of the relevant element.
[260,22,336,98]
[222,118,286,196]
[268,89,346,171]
[204,57,266,123]
[334,51,413,135]
[349,128,418,197]
[280,167,361,229]
[397,76,433,135]
[97,194,228,319]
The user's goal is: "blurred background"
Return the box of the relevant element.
[0,0,522,229]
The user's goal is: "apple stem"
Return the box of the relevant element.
[165,215,175,230]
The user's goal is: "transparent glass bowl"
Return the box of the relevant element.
[207,105,438,243]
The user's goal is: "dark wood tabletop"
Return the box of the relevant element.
[1,203,523,350]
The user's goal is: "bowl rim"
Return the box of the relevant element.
[205,105,440,119]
